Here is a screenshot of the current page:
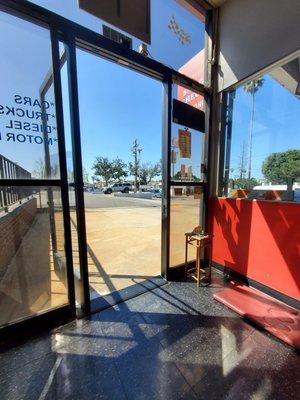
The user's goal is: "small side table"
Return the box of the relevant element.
[185,232,212,287]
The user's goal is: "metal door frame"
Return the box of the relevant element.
[0,9,77,337]
[0,0,215,323]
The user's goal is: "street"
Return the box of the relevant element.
[69,191,162,209]
[35,190,200,297]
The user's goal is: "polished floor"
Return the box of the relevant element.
[0,273,299,400]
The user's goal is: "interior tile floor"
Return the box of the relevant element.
[0,272,299,400]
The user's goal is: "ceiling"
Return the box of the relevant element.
[270,57,300,98]
[206,0,227,6]
[181,0,228,12]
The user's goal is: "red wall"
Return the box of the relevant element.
[210,198,300,300]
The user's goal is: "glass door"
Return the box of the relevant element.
[75,49,163,309]
[0,0,210,322]
[0,11,75,329]
[168,84,207,272]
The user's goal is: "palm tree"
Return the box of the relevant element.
[243,77,264,180]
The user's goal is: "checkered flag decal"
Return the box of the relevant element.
[168,15,191,45]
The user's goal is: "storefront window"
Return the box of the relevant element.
[27,0,206,83]
[0,12,59,180]
[220,55,300,202]
[171,124,203,182]
[171,84,206,183]
[170,185,204,267]
[0,186,68,326]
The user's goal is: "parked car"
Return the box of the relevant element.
[294,188,300,202]
[103,182,132,194]
[139,185,153,193]
[151,188,162,198]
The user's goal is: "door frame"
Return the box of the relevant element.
[167,122,208,279]
[0,0,214,322]
[0,12,76,338]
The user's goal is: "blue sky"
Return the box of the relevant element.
[28,0,206,70]
[0,1,299,182]
[0,1,205,180]
[65,50,163,180]
[229,74,300,180]
[0,12,60,176]
[63,50,204,181]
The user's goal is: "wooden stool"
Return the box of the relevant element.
[185,226,212,287]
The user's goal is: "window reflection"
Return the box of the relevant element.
[0,11,59,179]
[0,186,68,327]
[27,0,206,82]
[221,55,300,202]
[170,186,204,267]
[171,124,204,182]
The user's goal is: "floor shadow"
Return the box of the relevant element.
[1,276,299,400]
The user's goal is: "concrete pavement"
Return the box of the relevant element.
[69,193,201,298]
[0,191,201,326]
[69,191,162,209]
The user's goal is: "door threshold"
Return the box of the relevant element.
[89,276,167,314]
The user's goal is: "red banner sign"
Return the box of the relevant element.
[177,49,205,111]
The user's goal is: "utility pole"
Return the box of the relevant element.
[248,91,255,180]
[131,139,142,192]
[238,141,247,179]
[243,77,264,180]
[138,148,142,190]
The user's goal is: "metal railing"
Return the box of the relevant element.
[0,154,31,180]
[0,154,33,212]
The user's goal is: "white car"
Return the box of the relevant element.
[103,182,132,194]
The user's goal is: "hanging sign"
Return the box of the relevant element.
[79,0,151,44]
[178,49,205,111]
[178,129,191,158]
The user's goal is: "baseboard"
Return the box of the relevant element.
[212,262,300,310]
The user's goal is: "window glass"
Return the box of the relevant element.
[171,83,205,182]
[177,85,205,110]
[171,124,204,182]
[170,185,204,267]
[221,55,300,202]
[0,186,68,327]
[27,0,206,82]
[76,48,162,303]
[0,12,60,179]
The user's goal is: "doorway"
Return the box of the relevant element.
[0,11,76,332]
[168,86,207,277]
[58,38,208,315]
[75,49,164,308]
[0,1,209,329]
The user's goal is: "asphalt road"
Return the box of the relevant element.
[70,192,162,209]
